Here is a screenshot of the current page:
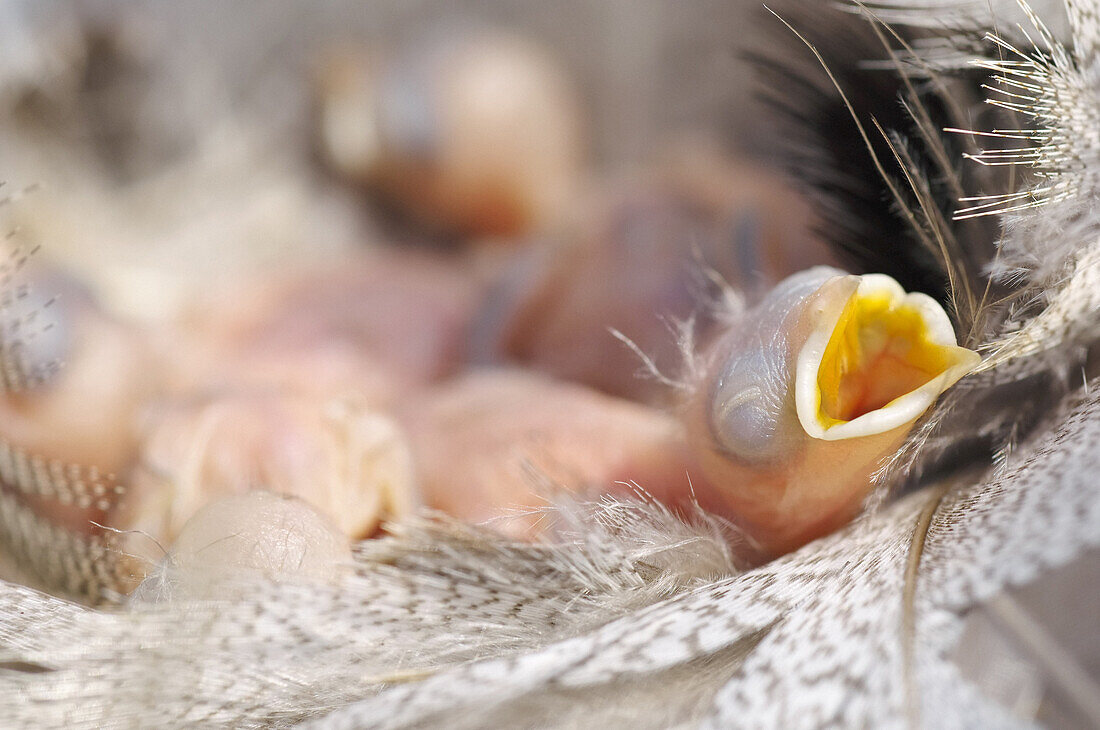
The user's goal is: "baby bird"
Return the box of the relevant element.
[681,267,979,555]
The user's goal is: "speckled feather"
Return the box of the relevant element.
[309,385,1100,729]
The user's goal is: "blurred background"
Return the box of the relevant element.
[0,0,781,317]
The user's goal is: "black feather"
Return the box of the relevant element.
[745,1,1003,321]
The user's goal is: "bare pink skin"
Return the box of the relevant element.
[112,249,480,553]
[0,249,481,558]
[122,393,416,553]
[470,150,837,403]
[167,249,487,406]
[680,384,906,558]
[394,370,701,538]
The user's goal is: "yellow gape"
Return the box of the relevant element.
[684,267,980,556]
[796,274,980,441]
